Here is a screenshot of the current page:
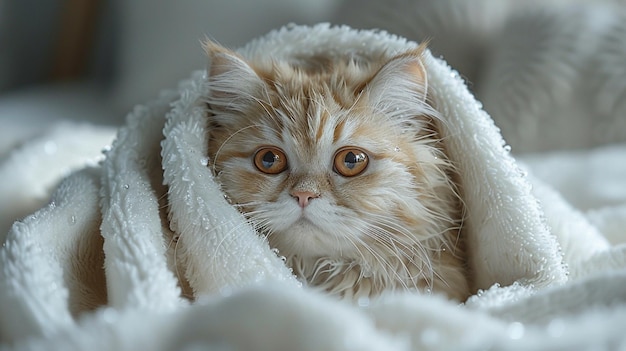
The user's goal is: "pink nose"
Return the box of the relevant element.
[291,190,319,208]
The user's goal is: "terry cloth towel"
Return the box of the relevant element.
[2,24,626,350]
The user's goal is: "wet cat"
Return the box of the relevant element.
[204,40,470,301]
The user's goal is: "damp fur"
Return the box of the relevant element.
[201,40,470,301]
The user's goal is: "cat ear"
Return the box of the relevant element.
[204,40,266,114]
[365,47,430,119]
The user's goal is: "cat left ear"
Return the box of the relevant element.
[365,46,429,117]
[203,40,266,113]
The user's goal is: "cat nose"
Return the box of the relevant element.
[290,190,320,208]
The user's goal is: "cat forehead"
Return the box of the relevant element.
[255,53,382,75]
[254,58,379,94]
[257,64,382,132]
[258,89,404,152]
[270,108,392,157]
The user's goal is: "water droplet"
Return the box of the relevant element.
[44,141,57,155]
[123,184,130,189]
[220,286,233,297]
[361,269,373,278]
[68,215,76,225]
[516,166,528,177]
[271,248,280,255]
[200,157,209,166]
[101,145,112,154]
[421,328,439,345]
[357,296,370,308]
[547,319,565,338]
[393,146,401,152]
[507,322,525,340]
[196,196,205,207]
[99,308,119,324]
[503,145,512,153]
[279,255,287,262]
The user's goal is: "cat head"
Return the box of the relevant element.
[204,40,460,263]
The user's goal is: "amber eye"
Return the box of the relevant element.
[333,148,369,177]
[254,147,288,174]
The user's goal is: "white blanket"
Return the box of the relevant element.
[1,24,626,350]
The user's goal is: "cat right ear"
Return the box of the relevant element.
[203,40,265,114]
[364,45,433,122]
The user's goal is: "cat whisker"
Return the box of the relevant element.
[210,124,268,173]
[170,234,193,298]
[362,228,428,291]
[207,217,278,279]
[230,201,266,209]
[348,231,416,291]
[201,41,469,300]
[363,214,439,287]
[331,216,423,293]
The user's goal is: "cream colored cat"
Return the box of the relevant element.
[204,40,470,301]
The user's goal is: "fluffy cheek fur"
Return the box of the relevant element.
[211,131,468,301]
[203,41,470,301]
[212,130,454,260]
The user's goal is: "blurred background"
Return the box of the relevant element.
[1,0,626,154]
[0,0,341,152]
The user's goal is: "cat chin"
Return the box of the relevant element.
[271,219,357,258]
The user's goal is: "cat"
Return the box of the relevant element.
[203,40,470,301]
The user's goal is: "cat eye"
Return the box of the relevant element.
[333,148,369,177]
[253,147,288,174]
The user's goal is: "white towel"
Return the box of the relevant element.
[1,23,625,350]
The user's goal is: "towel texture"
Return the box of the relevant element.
[1,24,625,350]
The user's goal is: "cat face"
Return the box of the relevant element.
[204,42,460,264]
